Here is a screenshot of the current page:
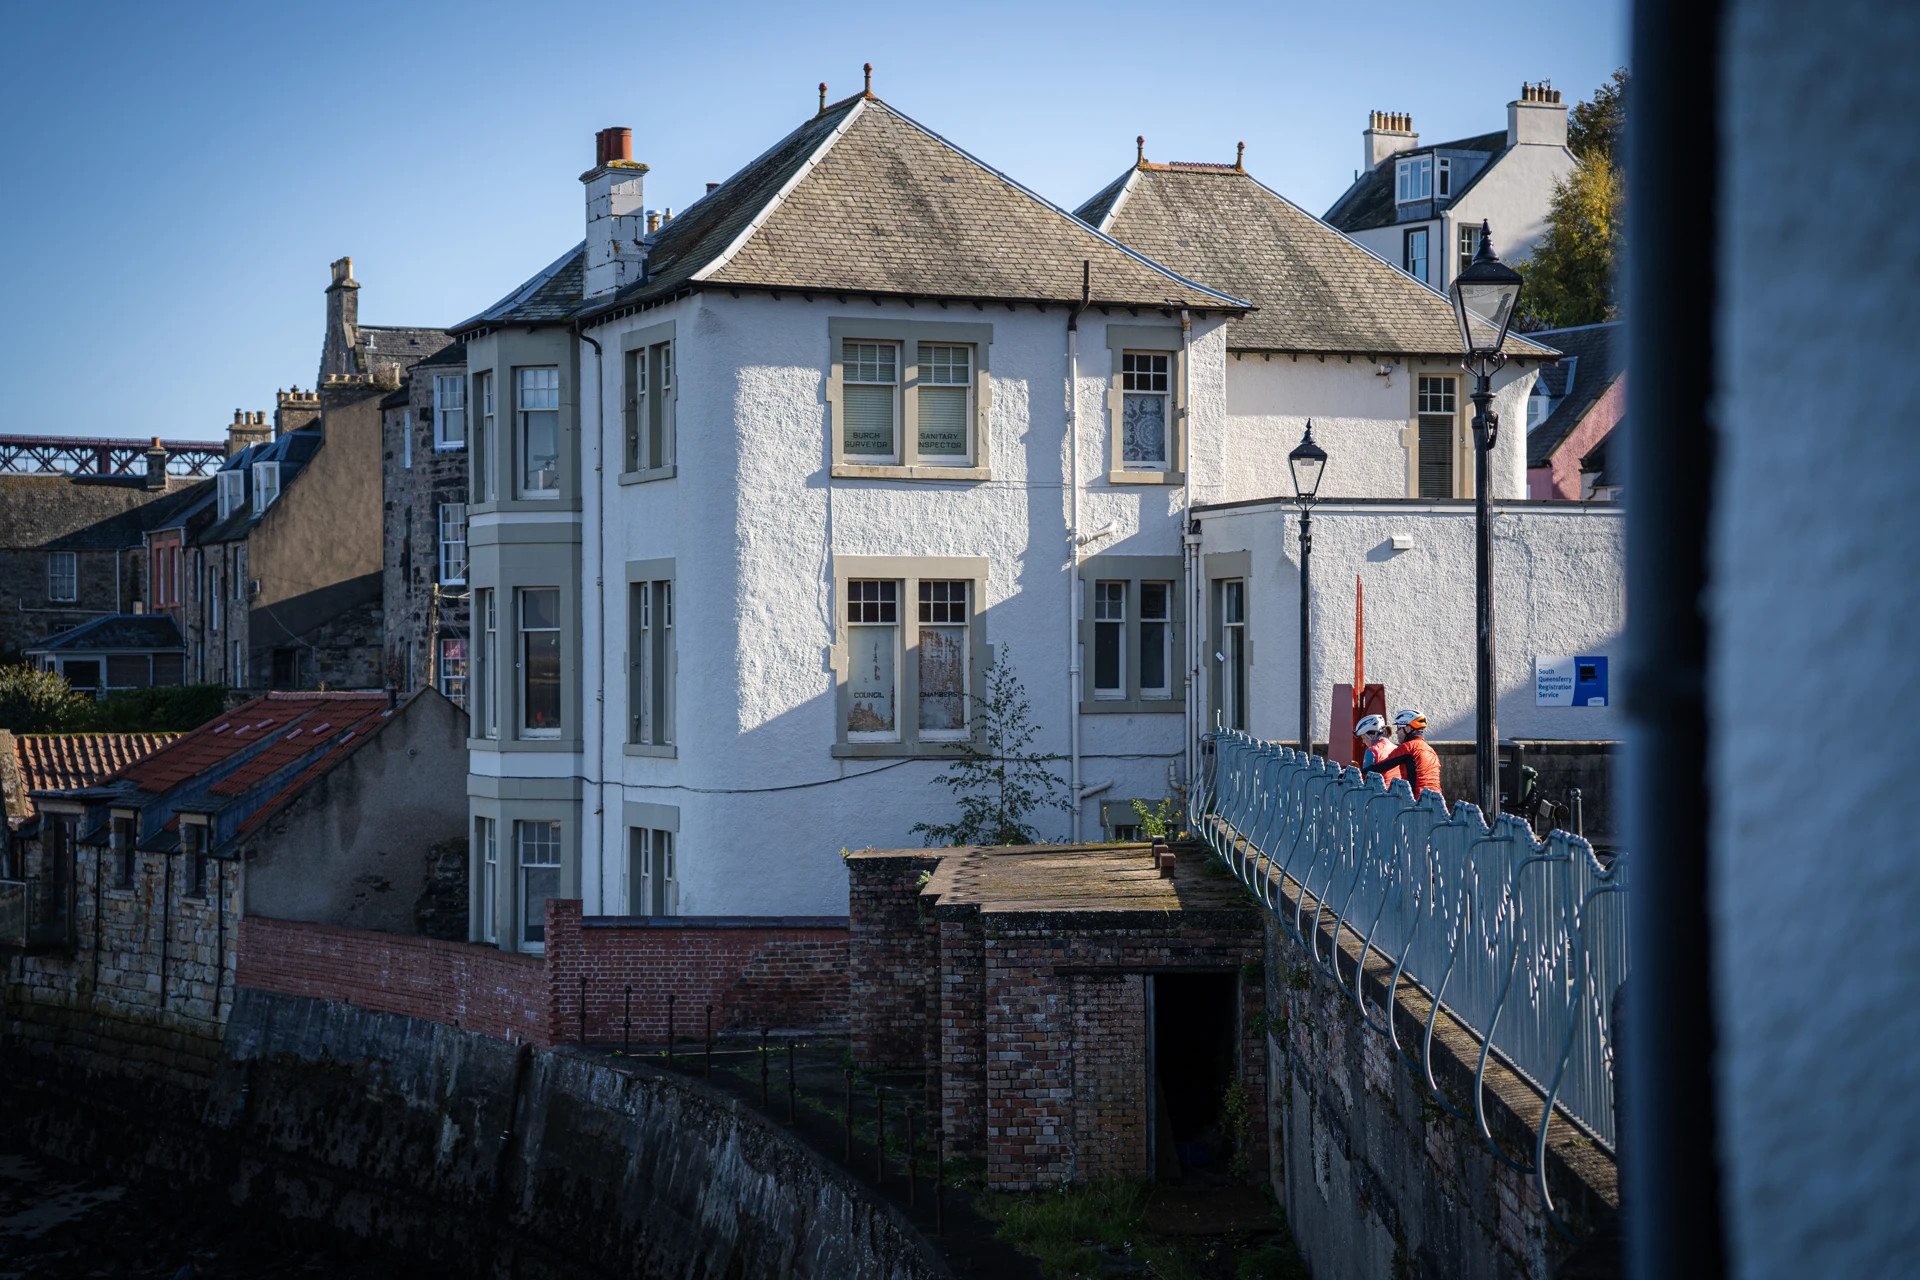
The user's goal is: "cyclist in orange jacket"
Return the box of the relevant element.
[1364,709,1443,799]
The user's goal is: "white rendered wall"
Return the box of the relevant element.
[580,294,1229,918]
[1448,141,1579,269]
[1347,222,1437,285]
[1711,5,1920,1276]
[1221,354,1532,502]
[1195,501,1623,748]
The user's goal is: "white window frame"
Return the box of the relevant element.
[1079,557,1184,714]
[1396,154,1434,203]
[518,587,562,739]
[477,816,498,943]
[1416,374,1460,499]
[434,374,467,449]
[47,551,76,603]
[1119,352,1172,471]
[216,470,245,521]
[1217,578,1248,732]
[438,503,468,585]
[477,588,498,740]
[827,319,993,480]
[914,343,975,465]
[1458,222,1485,279]
[1105,326,1185,485]
[628,827,678,918]
[1139,580,1174,700]
[401,409,412,470]
[1437,156,1452,198]
[252,461,281,511]
[514,819,561,951]
[516,367,561,499]
[843,578,901,743]
[839,340,901,464]
[620,326,677,481]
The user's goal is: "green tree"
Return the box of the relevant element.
[74,684,229,733]
[0,664,88,733]
[1517,71,1628,331]
[1569,67,1628,164]
[911,646,1071,846]
[1515,152,1622,330]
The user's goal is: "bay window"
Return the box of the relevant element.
[476,816,498,943]
[473,371,494,501]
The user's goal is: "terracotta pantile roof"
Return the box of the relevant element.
[9,733,177,817]
[570,96,1246,322]
[107,692,390,795]
[235,720,383,836]
[1077,163,1557,359]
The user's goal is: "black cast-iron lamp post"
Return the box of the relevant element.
[1448,221,1525,817]
[1288,422,1328,756]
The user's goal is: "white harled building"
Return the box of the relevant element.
[455,88,1557,949]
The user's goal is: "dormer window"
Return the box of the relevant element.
[252,461,281,511]
[216,470,245,520]
[1437,157,1451,198]
[1396,155,1433,203]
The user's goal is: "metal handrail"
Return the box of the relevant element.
[1189,730,1628,1240]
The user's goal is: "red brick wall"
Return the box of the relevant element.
[939,915,988,1161]
[1071,972,1148,1181]
[972,919,1268,1190]
[542,900,850,1045]
[235,916,548,1044]
[846,852,941,1070]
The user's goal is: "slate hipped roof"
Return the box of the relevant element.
[1077,160,1556,359]
[0,474,204,551]
[462,95,1249,333]
[27,614,183,654]
[1525,322,1624,467]
[1323,130,1509,234]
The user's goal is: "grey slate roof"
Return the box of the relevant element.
[1077,162,1556,358]
[28,614,183,653]
[413,338,466,369]
[196,428,325,544]
[1580,427,1614,485]
[0,474,203,551]
[575,95,1247,320]
[1323,131,1507,234]
[1525,322,1624,467]
[457,244,587,330]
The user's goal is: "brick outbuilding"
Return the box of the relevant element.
[849,842,1266,1190]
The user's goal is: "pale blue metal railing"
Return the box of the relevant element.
[1190,730,1628,1237]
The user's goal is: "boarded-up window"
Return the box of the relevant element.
[918,580,968,736]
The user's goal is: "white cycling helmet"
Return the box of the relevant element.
[1392,708,1428,731]
[1354,714,1388,738]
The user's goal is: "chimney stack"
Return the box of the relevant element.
[1363,110,1418,171]
[143,438,168,489]
[322,257,360,380]
[226,409,273,457]
[581,126,649,299]
[1508,82,1569,148]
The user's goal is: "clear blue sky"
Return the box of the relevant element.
[0,0,1626,441]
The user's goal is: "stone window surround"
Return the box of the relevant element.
[622,799,681,917]
[829,554,989,759]
[1105,323,1187,486]
[624,557,676,758]
[468,781,580,955]
[618,320,678,486]
[825,318,994,481]
[1078,554,1186,715]
[1203,550,1252,729]
[1399,363,1468,499]
[465,529,582,755]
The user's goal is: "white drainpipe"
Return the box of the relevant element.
[1066,266,1088,843]
[1180,309,1197,793]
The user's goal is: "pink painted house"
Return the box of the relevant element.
[1525,322,1624,499]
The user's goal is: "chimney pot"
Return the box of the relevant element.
[707,182,720,193]
[863,62,872,96]
[608,126,631,164]
[818,82,828,115]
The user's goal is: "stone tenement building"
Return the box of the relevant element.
[0,445,202,664]
[155,259,454,691]
[380,339,470,706]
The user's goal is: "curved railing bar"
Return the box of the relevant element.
[1420,828,1511,1123]
[1366,801,1447,1051]
[1473,845,1562,1174]
[1337,786,1412,1010]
